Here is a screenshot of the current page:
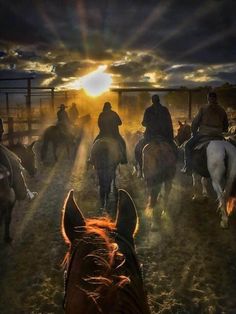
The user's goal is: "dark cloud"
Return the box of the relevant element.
[0,0,236,87]
[214,71,236,84]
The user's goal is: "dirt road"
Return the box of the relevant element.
[0,139,236,314]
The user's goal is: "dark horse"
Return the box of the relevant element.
[135,138,177,209]
[90,138,121,210]
[0,142,37,242]
[142,141,177,209]
[61,189,150,314]
[40,125,75,163]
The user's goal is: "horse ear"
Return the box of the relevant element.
[62,190,85,243]
[115,189,138,240]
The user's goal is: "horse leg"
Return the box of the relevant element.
[192,172,201,201]
[4,204,14,243]
[207,147,228,228]
[164,180,172,209]
[148,180,161,208]
[201,177,208,198]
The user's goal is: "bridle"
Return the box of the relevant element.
[63,231,145,311]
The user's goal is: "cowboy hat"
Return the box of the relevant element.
[58,104,68,109]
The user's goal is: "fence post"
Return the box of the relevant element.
[8,117,14,146]
[26,78,32,143]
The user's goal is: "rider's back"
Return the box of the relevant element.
[98,110,121,137]
[193,104,228,136]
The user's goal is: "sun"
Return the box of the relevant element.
[80,65,112,97]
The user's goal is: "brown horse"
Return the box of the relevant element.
[175,120,191,147]
[90,138,121,210]
[40,125,76,163]
[143,141,177,209]
[0,143,37,242]
[61,189,150,314]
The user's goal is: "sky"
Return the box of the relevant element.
[0,0,236,90]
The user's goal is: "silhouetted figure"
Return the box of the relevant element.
[94,102,127,164]
[181,92,229,174]
[57,103,71,136]
[68,103,79,124]
[0,117,4,142]
[142,94,174,142]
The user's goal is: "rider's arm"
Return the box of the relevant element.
[223,110,229,133]
[98,114,103,129]
[115,112,122,126]
[166,109,174,140]
[191,108,203,135]
[142,109,148,127]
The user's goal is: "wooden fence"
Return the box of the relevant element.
[2,117,42,145]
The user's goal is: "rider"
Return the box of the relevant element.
[0,144,37,201]
[68,103,79,124]
[94,102,128,164]
[142,94,176,149]
[181,92,229,174]
[57,104,71,135]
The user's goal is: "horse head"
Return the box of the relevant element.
[61,189,150,314]
[175,121,191,146]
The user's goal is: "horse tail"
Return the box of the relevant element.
[222,142,236,215]
[226,176,236,216]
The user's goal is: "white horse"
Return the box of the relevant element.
[192,140,236,228]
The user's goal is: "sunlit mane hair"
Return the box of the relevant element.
[62,217,130,308]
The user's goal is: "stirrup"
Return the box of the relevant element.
[27,189,38,201]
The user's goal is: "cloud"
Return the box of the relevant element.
[0,0,236,88]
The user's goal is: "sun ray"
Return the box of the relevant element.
[123,1,173,49]
[76,0,89,59]
[153,0,222,49]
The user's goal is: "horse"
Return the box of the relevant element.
[61,189,150,314]
[0,142,37,242]
[176,122,236,228]
[40,124,75,163]
[174,120,191,147]
[142,140,177,210]
[90,138,121,211]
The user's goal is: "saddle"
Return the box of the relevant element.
[193,135,224,151]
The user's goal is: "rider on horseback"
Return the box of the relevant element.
[68,103,79,124]
[57,104,71,135]
[142,94,175,145]
[93,102,128,164]
[0,144,37,201]
[181,92,229,174]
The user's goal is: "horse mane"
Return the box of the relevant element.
[62,217,130,310]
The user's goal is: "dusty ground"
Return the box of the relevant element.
[0,136,236,314]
